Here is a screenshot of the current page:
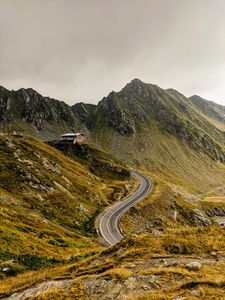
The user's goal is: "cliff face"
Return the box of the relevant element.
[71,102,96,131]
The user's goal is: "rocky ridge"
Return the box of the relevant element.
[0,87,80,140]
[2,79,225,177]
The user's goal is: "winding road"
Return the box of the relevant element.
[98,171,152,246]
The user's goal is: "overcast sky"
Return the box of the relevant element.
[0,0,225,105]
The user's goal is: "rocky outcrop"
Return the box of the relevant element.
[99,93,136,135]
[18,88,78,129]
[72,102,96,130]
[0,87,83,139]
[174,202,212,226]
[0,86,11,122]
[204,207,225,217]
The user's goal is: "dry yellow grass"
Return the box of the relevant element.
[0,223,224,298]
[0,134,132,282]
[130,263,225,300]
[104,267,133,280]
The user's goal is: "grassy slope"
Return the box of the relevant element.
[92,121,225,195]
[89,93,225,233]
[0,225,224,299]
[0,144,224,299]
[88,82,225,238]
[189,94,225,132]
[1,82,225,298]
[0,134,131,279]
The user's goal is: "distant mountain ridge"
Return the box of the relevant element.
[1,80,225,138]
[2,79,225,192]
[0,86,82,140]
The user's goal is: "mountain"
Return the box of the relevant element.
[82,79,225,194]
[0,80,225,299]
[94,79,225,160]
[2,80,225,194]
[0,86,82,140]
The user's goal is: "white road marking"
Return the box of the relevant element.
[98,171,152,246]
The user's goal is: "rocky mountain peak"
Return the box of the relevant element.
[128,78,144,86]
[0,85,8,92]
[16,88,32,104]
[122,79,161,101]
[16,87,46,104]
[190,94,202,100]
[123,78,147,93]
[189,94,225,127]
[189,95,208,105]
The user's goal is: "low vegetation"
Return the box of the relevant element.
[0,129,225,299]
[0,133,131,281]
[48,141,130,180]
[0,224,224,299]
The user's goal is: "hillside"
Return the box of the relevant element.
[2,80,225,159]
[1,80,225,299]
[2,80,225,234]
[1,224,224,299]
[189,95,225,131]
[79,79,225,196]
[2,80,225,233]
[0,133,131,279]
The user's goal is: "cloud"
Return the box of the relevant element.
[0,0,225,104]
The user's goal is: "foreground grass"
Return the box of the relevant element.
[1,134,225,299]
[131,263,225,300]
[0,224,224,298]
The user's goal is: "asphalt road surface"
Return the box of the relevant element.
[216,219,225,226]
[98,171,152,246]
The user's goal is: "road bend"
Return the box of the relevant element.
[98,171,152,246]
